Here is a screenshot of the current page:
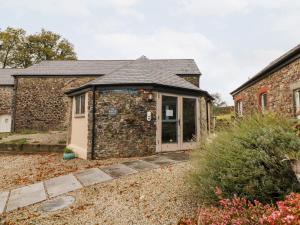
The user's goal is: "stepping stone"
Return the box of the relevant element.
[101,164,138,178]
[6,182,46,212]
[143,156,176,166]
[162,152,189,162]
[0,191,9,213]
[41,195,75,212]
[74,168,112,186]
[45,174,82,198]
[122,160,159,171]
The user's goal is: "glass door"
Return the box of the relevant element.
[182,98,197,149]
[161,95,180,151]
[158,94,198,152]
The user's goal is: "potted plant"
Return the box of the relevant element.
[63,147,76,160]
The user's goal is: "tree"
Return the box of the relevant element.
[0,27,77,68]
[0,27,26,68]
[211,93,227,107]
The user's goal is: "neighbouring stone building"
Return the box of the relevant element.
[231,44,300,118]
[0,69,20,133]
[66,57,213,159]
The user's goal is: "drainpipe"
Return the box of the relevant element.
[91,86,96,160]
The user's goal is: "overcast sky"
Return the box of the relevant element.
[1,0,299,104]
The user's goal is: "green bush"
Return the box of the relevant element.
[190,113,300,204]
[63,147,73,153]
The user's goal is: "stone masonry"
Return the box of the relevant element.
[233,58,300,117]
[178,74,200,87]
[0,86,13,115]
[88,89,157,159]
[14,76,98,131]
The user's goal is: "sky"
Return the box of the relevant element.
[1,0,300,105]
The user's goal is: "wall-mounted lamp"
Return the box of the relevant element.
[147,93,153,101]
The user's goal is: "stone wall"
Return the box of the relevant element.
[89,89,157,159]
[0,86,13,115]
[14,76,98,131]
[233,59,300,117]
[178,75,200,87]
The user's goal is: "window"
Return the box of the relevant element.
[260,93,268,112]
[237,100,243,117]
[294,89,300,119]
[75,94,85,115]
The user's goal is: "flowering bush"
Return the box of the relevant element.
[197,190,300,225]
[260,193,300,225]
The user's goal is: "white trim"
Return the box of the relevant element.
[157,92,199,152]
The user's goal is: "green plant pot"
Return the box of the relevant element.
[63,152,76,160]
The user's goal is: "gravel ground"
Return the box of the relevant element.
[0,153,140,192]
[0,131,67,144]
[1,162,197,225]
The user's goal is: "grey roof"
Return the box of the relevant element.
[14,59,201,76]
[86,58,201,91]
[0,69,19,85]
[231,44,300,95]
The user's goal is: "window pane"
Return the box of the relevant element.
[80,95,85,114]
[75,96,80,114]
[162,96,178,143]
[183,98,196,142]
[261,93,267,111]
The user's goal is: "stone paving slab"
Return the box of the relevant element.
[0,191,9,213]
[122,160,159,171]
[74,168,113,186]
[143,156,177,166]
[6,182,46,212]
[41,195,75,212]
[45,174,82,198]
[162,152,190,162]
[101,164,138,178]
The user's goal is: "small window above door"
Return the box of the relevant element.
[75,94,86,116]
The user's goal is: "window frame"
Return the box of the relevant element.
[294,89,300,119]
[74,94,86,116]
[260,92,268,112]
[236,100,243,117]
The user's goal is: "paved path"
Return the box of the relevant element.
[0,152,188,214]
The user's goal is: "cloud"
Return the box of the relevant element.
[82,29,244,104]
[177,0,300,16]
[0,0,142,18]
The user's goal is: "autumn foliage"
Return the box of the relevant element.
[196,191,300,225]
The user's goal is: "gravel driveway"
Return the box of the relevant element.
[1,162,197,225]
[0,153,140,192]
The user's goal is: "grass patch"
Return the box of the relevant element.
[4,138,28,145]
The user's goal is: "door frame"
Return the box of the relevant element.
[156,93,200,152]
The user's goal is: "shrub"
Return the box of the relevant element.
[190,113,300,204]
[63,147,73,153]
[197,191,300,225]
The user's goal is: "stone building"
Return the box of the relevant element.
[65,57,213,159]
[0,69,19,132]
[231,44,300,118]
[12,60,132,131]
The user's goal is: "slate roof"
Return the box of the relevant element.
[87,58,201,91]
[231,44,300,95]
[0,69,19,85]
[14,59,201,76]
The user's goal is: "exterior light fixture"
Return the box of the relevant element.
[148,93,153,101]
